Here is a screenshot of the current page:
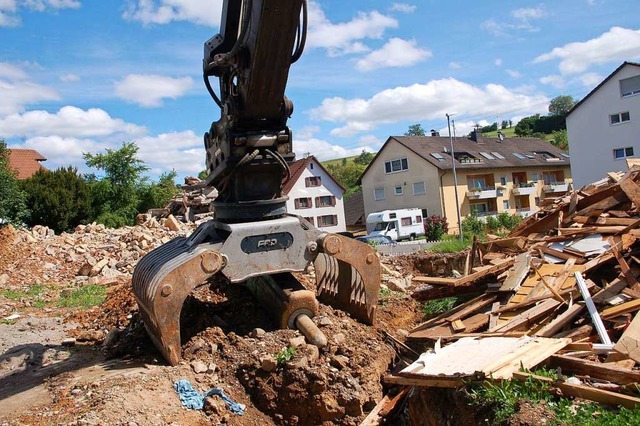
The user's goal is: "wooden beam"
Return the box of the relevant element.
[548,354,640,385]
[514,372,640,409]
[619,177,640,208]
[601,299,640,319]
[412,259,514,287]
[383,374,463,388]
[444,295,496,323]
[489,298,561,333]
[535,303,585,337]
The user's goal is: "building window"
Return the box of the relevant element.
[374,187,385,201]
[500,176,507,186]
[394,185,403,195]
[294,197,312,209]
[610,111,631,125]
[315,195,336,207]
[503,200,510,210]
[303,217,314,226]
[620,75,640,97]
[384,157,408,174]
[305,176,321,187]
[415,216,423,223]
[614,147,634,159]
[531,173,539,182]
[413,181,426,195]
[317,215,338,227]
[401,217,412,226]
[309,163,314,169]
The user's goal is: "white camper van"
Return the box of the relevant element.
[366,208,425,241]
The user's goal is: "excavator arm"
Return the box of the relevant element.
[132,0,381,366]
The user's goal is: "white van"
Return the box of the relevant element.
[366,208,425,241]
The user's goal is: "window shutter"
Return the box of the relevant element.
[294,199,300,209]
[315,197,320,207]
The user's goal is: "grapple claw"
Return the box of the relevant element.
[132,239,223,365]
[314,234,380,324]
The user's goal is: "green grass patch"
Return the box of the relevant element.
[57,285,107,308]
[274,346,297,366]
[320,155,359,168]
[2,283,45,300]
[466,368,640,425]
[421,296,461,318]
[429,235,472,253]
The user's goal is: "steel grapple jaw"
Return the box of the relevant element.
[132,218,380,365]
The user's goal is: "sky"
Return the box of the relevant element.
[1,0,640,181]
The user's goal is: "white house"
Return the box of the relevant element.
[567,62,640,187]
[283,155,347,232]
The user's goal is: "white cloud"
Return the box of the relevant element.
[0,79,59,116]
[59,73,80,82]
[0,106,146,138]
[539,75,565,88]
[0,0,79,27]
[356,38,431,72]
[495,58,503,66]
[511,6,547,21]
[306,2,398,56]
[310,78,549,137]
[534,27,640,75]
[390,3,416,13]
[579,72,602,87]
[0,62,27,80]
[482,5,546,36]
[115,74,193,107]
[134,131,204,174]
[449,62,461,69]
[122,0,223,26]
[506,69,521,78]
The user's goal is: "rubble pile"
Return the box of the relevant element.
[146,176,217,223]
[0,217,191,318]
[389,167,640,412]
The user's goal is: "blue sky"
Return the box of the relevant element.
[1,0,640,180]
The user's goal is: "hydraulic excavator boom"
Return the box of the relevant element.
[132,0,381,366]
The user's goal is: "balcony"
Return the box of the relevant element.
[512,184,537,196]
[516,207,537,218]
[543,182,569,193]
[466,187,503,199]
[474,211,499,222]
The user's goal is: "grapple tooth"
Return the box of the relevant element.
[132,239,223,365]
[314,234,380,324]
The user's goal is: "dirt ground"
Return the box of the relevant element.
[0,224,424,426]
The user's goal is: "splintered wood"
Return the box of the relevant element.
[402,166,640,407]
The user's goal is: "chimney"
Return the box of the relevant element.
[430,129,440,137]
[470,125,483,142]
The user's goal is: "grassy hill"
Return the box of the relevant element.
[321,155,360,168]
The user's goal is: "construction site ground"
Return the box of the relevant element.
[0,223,428,426]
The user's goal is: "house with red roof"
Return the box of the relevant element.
[283,155,347,232]
[8,149,47,179]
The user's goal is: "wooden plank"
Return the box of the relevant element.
[611,242,639,288]
[614,311,640,363]
[499,253,531,292]
[601,299,640,319]
[490,299,561,333]
[444,295,496,322]
[554,324,594,342]
[451,319,466,332]
[360,395,391,426]
[378,387,411,418]
[410,294,489,332]
[548,354,640,385]
[619,177,640,208]
[383,375,463,388]
[408,314,489,341]
[535,303,585,337]
[591,276,628,304]
[413,259,514,287]
[514,372,640,409]
[539,245,584,263]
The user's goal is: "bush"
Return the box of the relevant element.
[424,215,448,241]
[21,167,91,233]
[485,215,500,231]
[461,215,485,237]
[0,141,29,225]
[497,212,522,230]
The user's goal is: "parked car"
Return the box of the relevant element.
[355,235,395,245]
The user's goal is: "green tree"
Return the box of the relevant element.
[21,167,91,233]
[83,142,150,227]
[551,129,568,151]
[138,170,180,213]
[514,115,540,136]
[481,122,498,133]
[326,161,366,198]
[501,120,509,129]
[548,95,575,116]
[198,169,208,180]
[353,150,374,166]
[0,140,29,225]
[405,124,426,136]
